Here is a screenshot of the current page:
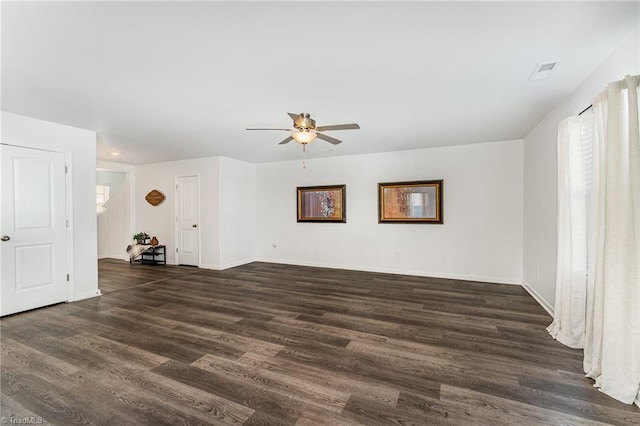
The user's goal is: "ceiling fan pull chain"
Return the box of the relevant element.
[302,144,306,169]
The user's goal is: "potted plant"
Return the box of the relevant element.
[133,232,150,244]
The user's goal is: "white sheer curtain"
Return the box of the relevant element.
[547,116,587,348]
[583,75,640,406]
[551,75,640,406]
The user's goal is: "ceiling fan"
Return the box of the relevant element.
[246,112,360,146]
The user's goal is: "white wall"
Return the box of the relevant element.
[219,157,257,268]
[135,157,221,266]
[256,140,523,284]
[135,156,256,269]
[1,112,100,301]
[96,170,126,191]
[97,176,131,260]
[96,160,136,262]
[523,30,640,313]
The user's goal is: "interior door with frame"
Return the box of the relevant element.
[1,144,69,316]
[175,175,199,266]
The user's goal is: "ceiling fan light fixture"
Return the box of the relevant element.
[291,130,317,144]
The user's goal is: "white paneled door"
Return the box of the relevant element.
[0,145,68,316]
[176,175,199,266]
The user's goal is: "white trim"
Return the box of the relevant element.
[197,173,202,267]
[96,160,135,173]
[98,254,129,261]
[522,280,554,316]
[64,152,75,303]
[174,175,179,265]
[198,263,221,270]
[68,289,102,302]
[199,258,256,271]
[256,257,522,285]
[174,174,201,267]
[219,258,256,270]
[218,163,223,269]
[129,171,136,244]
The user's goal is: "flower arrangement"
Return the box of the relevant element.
[133,232,150,244]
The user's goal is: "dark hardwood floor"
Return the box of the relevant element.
[2,259,639,425]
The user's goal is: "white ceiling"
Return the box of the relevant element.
[2,1,638,165]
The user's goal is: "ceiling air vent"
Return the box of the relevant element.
[529,61,558,81]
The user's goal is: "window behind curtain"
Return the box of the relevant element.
[580,109,594,266]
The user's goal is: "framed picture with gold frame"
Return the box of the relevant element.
[378,180,443,224]
[297,185,346,223]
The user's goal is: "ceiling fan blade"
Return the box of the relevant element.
[316,133,342,145]
[246,128,291,131]
[316,123,360,132]
[287,112,300,121]
[278,136,294,145]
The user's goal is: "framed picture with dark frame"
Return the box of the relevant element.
[297,185,346,223]
[378,180,443,224]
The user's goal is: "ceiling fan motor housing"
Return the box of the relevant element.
[294,113,316,130]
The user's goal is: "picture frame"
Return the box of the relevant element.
[297,185,346,223]
[378,180,443,224]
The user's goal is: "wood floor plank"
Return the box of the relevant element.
[269,315,388,344]
[0,393,44,424]
[147,300,245,324]
[394,390,459,425]
[132,370,255,425]
[276,342,442,399]
[96,327,209,364]
[168,322,285,357]
[1,337,81,382]
[295,405,365,426]
[439,384,612,426]
[63,332,170,369]
[153,360,305,423]
[341,394,445,426]
[1,259,638,425]
[243,410,295,425]
[345,339,522,384]
[237,351,401,407]
[64,370,211,425]
[192,353,350,414]
[2,370,129,425]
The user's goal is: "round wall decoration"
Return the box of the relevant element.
[145,189,166,206]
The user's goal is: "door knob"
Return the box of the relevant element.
[192,224,198,228]
[1,235,10,241]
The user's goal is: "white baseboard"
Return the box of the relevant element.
[98,254,129,262]
[199,258,256,271]
[198,263,222,270]
[219,258,256,270]
[69,289,102,302]
[522,280,554,316]
[256,257,522,285]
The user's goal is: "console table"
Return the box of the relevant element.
[132,245,166,265]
